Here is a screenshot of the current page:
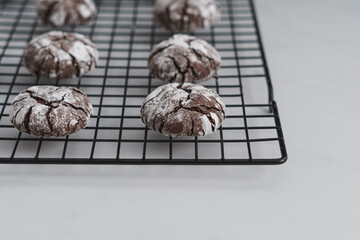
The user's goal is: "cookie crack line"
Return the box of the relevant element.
[152,112,161,130]
[63,102,90,116]
[181,104,222,132]
[185,55,199,79]
[70,87,86,96]
[203,52,217,69]
[61,42,81,77]
[185,38,195,46]
[11,96,28,106]
[45,107,53,133]
[67,116,87,133]
[190,117,195,136]
[167,55,186,83]
[141,87,167,109]
[12,107,23,123]
[69,87,88,98]
[181,105,219,118]
[29,45,49,58]
[44,1,58,22]
[68,117,87,129]
[25,90,46,104]
[194,104,224,116]
[184,90,193,100]
[169,72,178,82]
[25,90,68,108]
[56,56,60,78]
[47,50,61,79]
[178,85,223,114]
[35,55,48,78]
[182,105,217,132]
[157,99,184,134]
[190,48,206,63]
[190,48,212,74]
[213,98,226,115]
[207,114,216,132]
[148,44,174,62]
[191,44,217,64]
[84,47,96,70]
[23,106,33,134]
[156,100,219,136]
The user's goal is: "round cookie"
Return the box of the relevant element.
[140,83,226,137]
[154,0,221,32]
[23,31,98,79]
[37,0,97,27]
[148,34,221,83]
[9,86,93,137]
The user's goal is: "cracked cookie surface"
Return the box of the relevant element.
[37,0,97,27]
[9,85,93,137]
[141,83,226,137]
[154,0,220,32]
[23,31,99,79]
[148,34,221,84]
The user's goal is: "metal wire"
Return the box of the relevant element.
[0,0,287,164]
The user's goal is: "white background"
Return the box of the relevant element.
[0,0,359,239]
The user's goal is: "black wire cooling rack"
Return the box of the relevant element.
[0,0,287,164]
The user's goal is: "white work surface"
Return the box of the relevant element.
[0,0,359,239]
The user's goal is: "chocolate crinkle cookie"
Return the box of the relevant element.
[154,0,220,32]
[37,0,97,27]
[148,34,221,84]
[23,31,98,79]
[141,83,226,137]
[9,86,93,137]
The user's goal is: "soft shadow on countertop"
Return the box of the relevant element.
[0,164,287,190]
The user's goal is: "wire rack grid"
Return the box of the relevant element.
[0,0,287,164]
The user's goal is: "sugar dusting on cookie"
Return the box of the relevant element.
[23,31,98,79]
[10,86,93,137]
[154,0,220,32]
[141,83,226,137]
[148,34,221,84]
[37,0,97,27]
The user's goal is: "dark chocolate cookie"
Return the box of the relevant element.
[23,31,98,79]
[140,83,226,137]
[154,0,221,32]
[37,0,97,27]
[9,86,93,137]
[148,34,221,83]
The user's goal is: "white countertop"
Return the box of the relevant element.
[0,0,359,239]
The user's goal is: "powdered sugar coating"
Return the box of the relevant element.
[154,0,220,32]
[148,34,221,83]
[141,83,226,137]
[9,86,93,137]
[23,31,99,79]
[37,0,97,27]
